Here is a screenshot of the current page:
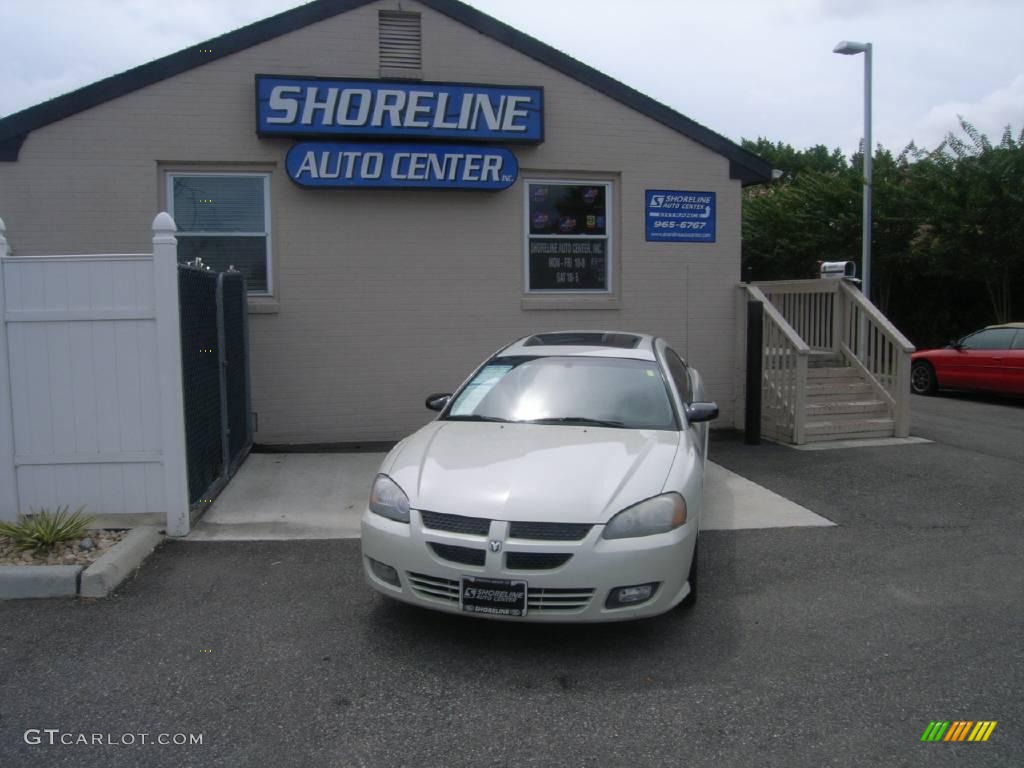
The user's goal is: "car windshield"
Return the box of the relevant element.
[444,355,677,430]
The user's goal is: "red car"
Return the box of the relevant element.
[911,323,1024,396]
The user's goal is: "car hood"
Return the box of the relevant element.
[384,421,681,524]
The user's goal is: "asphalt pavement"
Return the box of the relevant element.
[1,394,1022,767]
[909,390,1024,463]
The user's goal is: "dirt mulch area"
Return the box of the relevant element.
[0,530,128,567]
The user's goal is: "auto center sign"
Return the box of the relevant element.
[286,142,517,190]
[256,76,543,141]
[256,75,541,190]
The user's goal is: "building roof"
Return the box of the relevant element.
[0,0,772,184]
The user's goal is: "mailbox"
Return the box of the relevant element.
[818,260,857,279]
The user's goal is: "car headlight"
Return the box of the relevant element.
[369,474,411,523]
[602,493,687,539]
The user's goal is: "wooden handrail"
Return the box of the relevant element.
[753,279,840,295]
[741,283,810,444]
[743,285,811,354]
[839,281,915,352]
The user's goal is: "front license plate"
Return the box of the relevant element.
[460,577,528,617]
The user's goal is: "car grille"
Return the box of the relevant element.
[407,573,460,603]
[429,543,486,566]
[508,521,592,541]
[527,588,594,612]
[420,510,490,536]
[420,511,593,542]
[505,552,572,570]
[406,573,593,613]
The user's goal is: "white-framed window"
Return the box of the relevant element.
[166,173,272,294]
[524,180,612,293]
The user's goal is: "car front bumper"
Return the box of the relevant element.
[360,508,696,623]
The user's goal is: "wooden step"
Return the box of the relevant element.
[804,416,895,438]
[805,381,874,400]
[806,399,889,417]
[802,428,897,443]
[807,365,859,380]
[807,352,843,368]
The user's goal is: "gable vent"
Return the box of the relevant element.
[379,11,422,77]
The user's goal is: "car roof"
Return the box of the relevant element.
[986,322,1024,330]
[499,331,659,361]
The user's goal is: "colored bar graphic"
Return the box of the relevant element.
[969,722,997,742]
[945,721,972,741]
[921,720,996,742]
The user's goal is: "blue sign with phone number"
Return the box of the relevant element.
[645,190,716,242]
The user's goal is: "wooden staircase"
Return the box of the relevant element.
[739,280,915,446]
[803,352,895,442]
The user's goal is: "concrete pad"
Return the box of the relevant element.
[186,452,832,540]
[787,436,932,451]
[79,526,163,598]
[701,462,834,530]
[0,565,82,599]
[186,452,386,541]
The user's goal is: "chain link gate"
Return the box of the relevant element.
[178,263,253,515]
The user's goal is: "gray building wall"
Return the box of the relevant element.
[0,0,743,444]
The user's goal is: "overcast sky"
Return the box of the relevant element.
[2,0,1022,158]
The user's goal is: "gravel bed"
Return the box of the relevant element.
[0,530,128,567]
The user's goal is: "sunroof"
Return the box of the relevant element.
[523,332,641,349]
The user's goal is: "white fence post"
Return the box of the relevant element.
[734,284,748,431]
[152,213,191,537]
[0,217,18,521]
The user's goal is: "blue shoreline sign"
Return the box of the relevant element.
[257,76,543,143]
[285,142,519,190]
[645,190,716,242]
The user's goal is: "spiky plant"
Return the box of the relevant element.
[0,506,93,551]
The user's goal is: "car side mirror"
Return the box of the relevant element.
[948,339,963,350]
[425,393,452,412]
[685,402,719,424]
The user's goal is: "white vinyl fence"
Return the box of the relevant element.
[0,213,192,536]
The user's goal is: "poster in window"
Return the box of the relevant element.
[529,185,606,236]
[529,238,606,290]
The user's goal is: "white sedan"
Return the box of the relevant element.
[360,331,718,622]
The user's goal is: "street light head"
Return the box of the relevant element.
[834,40,869,55]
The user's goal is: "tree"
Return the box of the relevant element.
[741,138,847,183]
[740,123,1024,347]
[740,139,860,282]
[910,119,1024,323]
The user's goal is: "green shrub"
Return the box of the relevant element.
[0,506,93,551]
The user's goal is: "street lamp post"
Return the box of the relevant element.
[834,40,873,303]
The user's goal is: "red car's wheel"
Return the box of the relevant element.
[911,360,938,395]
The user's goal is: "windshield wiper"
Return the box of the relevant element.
[523,416,626,428]
[444,414,511,423]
